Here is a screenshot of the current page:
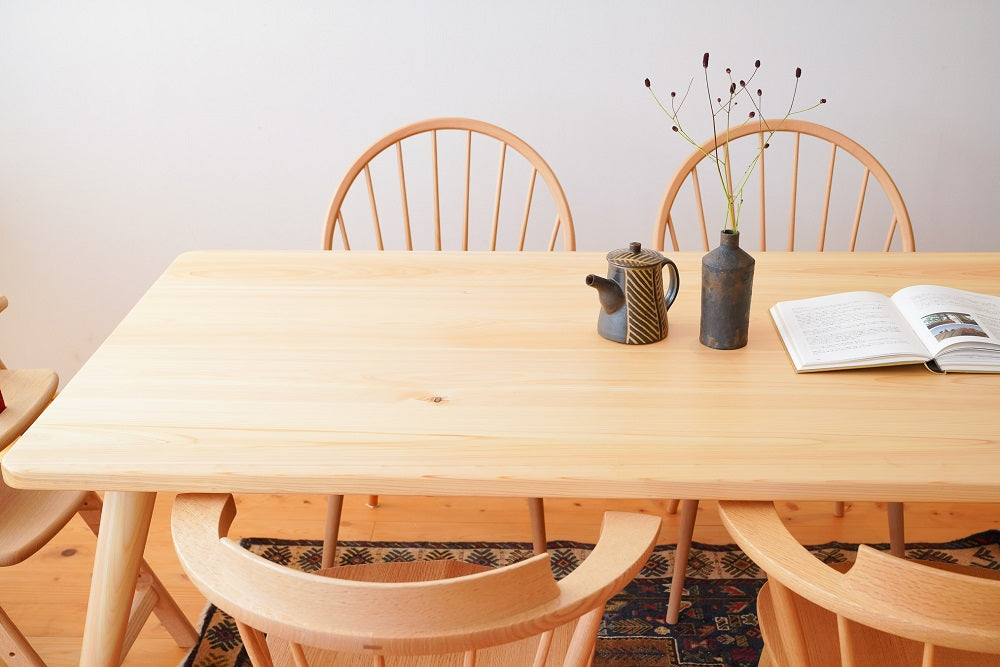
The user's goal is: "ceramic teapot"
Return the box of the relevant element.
[586,241,679,344]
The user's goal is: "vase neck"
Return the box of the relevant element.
[719,230,740,247]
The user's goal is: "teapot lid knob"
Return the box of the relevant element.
[606,241,665,267]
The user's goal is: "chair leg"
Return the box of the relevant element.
[665,499,680,515]
[887,502,905,557]
[322,494,345,569]
[666,499,699,624]
[527,497,547,554]
[138,560,199,647]
[366,495,380,508]
[122,571,159,657]
[833,501,845,517]
[0,604,46,667]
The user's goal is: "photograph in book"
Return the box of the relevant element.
[769,285,1000,373]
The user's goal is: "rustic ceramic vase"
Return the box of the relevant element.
[700,230,754,349]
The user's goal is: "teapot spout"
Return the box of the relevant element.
[586,274,625,314]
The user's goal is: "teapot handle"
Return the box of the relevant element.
[662,258,680,310]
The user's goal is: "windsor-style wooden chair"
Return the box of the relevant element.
[654,118,914,253]
[173,494,659,667]
[653,118,915,624]
[321,117,575,568]
[0,295,197,666]
[718,500,1000,666]
[324,117,575,252]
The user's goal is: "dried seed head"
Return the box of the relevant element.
[740,80,746,87]
[748,111,756,118]
[796,67,802,78]
[670,91,676,97]
[703,52,710,68]
[644,78,651,88]
[729,82,736,94]
[726,67,732,74]
[672,126,679,132]
[755,59,761,68]
[764,142,770,148]
[820,98,827,103]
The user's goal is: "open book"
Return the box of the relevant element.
[770,285,1000,373]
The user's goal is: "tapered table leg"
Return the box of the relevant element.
[527,497,547,555]
[80,491,156,667]
[666,499,699,625]
[888,501,905,557]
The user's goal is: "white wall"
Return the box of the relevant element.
[2,1,998,385]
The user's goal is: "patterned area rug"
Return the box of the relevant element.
[182,530,1000,667]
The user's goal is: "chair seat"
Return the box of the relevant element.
[0,485,88,566]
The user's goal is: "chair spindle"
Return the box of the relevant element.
[758,131,767,251]
[818,143,837,251]
[723,141,735,230]
[432,129,442,250]
[547,216,560,251]
[291,642,309,667]
[770,578,812,666]
[788,132,801,251]
[884,217,898,252]
[491,143,507,251]
[395,142,413,250]
[836,614,857,667]
[849,169,871,251]
[363,164,382,250]
[518,168,538,251]
[532,629,555,666]
[691,168,708,251]
[236,620,272,667]
[463,130,472,250]
[335,212,350,250]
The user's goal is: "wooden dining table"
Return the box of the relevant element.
[4,249,1000,665]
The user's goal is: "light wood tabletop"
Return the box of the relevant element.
[3,249,1000,665]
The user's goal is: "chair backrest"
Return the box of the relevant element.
[324,117,575,252]
[718,500,1000,666]
[172,494,659,667]
[654,119,914,253]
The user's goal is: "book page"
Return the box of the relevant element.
[891,285,1000,356]
[772,291,930,369]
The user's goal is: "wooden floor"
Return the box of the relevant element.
[3,493,997,666]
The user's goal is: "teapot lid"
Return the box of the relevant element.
[606,241,666,268]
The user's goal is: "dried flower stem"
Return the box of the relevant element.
[647,54,825,233]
